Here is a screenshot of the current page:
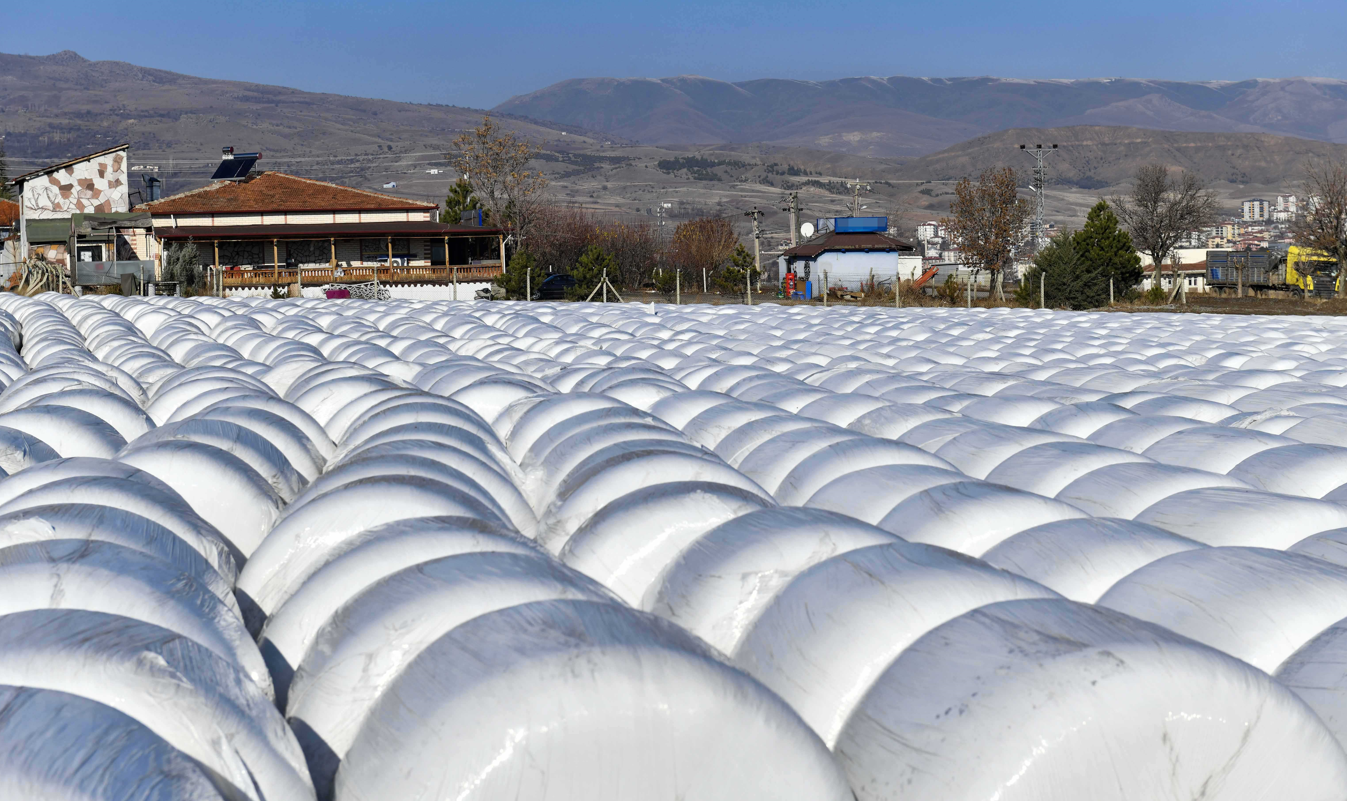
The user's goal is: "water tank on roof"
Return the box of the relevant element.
[834,217,888,233]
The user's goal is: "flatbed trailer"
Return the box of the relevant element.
[1207,248,1342,298]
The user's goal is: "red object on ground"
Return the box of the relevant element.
[325,288,351,299]
[911,264,941,290]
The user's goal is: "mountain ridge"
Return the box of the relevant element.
[495,74,1347,157]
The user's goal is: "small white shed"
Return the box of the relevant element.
[780,227,917,297]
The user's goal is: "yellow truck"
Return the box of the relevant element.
[1287,246,1343,297]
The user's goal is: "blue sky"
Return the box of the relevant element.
[9,0,1347,109]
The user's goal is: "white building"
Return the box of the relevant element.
[779,224,918,297]
[1141,263,1209,294]
[1275,194,1298,214]
[915,221,942,242]
[1138,248,1208,268]
[10,144,132,266]
[1242,199,1269,222]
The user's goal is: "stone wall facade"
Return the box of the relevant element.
[21,149,129,219]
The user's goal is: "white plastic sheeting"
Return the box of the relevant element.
[335,600,854,801]
[835,599,1347,800]
[1099,547,1347,672]
[9,294,1347,797]
[286,551,616,796]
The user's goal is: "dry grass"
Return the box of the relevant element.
[1109,295,1347,316]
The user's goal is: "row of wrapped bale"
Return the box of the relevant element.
[6,293,1347,799]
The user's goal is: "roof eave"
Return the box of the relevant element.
[142,206,435,215]
[11,144,131,185]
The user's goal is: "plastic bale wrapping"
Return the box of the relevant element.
[335,600,854,801]
[9,295,1347,797]
[835,599,1347,801]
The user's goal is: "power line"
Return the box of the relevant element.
[1019,143,1057,250]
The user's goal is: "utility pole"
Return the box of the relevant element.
[783,192,800,246]
[1019,144,1057,251]
[848,180,870,217]
[745,206,763,303]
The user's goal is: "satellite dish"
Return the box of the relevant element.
[800,222,816,238]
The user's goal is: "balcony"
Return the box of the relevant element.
[219,262,504,287]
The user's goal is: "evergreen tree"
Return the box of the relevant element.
[1016,234,1088,309]
[163,241,205,294]
[566,244,617,301]
[0,139,12,201]
[493,248,536,300]
[715,243,761,295]
[439,176,484,224]
[1071,200,1141,305]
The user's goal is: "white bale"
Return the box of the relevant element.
[835,599,1347,801]
[335,600,853,801]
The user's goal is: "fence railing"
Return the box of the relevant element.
[220,263,504,287]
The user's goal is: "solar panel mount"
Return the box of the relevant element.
[211,152,261,181]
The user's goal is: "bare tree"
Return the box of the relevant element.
[525,205,666,289]
[1111,164,1218,302]
[942,167,1030,301]
[449,116,549,242]
[1292,159,1347,299]
[669,217,738,288]
[529,205,600,274]
[598,221,663,289]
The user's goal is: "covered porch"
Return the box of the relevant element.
[154,221,505,288]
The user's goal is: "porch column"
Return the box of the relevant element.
[330,238,336,272]
[213,241,220,298]
[387,236,393,270]
[499,234,506,271]
[273,240,279,288]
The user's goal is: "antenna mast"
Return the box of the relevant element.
[848,180,870,217]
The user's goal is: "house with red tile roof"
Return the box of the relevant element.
[138,171,503,290]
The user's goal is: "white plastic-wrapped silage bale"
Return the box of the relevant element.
[335,600,854,801]
[835,599,1347,801]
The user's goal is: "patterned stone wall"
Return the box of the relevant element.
[21,150,129,219]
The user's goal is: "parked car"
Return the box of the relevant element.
[534,274,576,300]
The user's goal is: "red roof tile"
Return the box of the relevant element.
[782,230,915,259]
[137,172,436,214]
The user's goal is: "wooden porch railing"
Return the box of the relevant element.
[220,263,504,287]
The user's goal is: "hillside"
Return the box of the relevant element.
[4,52,1344,245]
[892,126,1347,188]
[496,75,1347,158]
[0,50,603,203]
